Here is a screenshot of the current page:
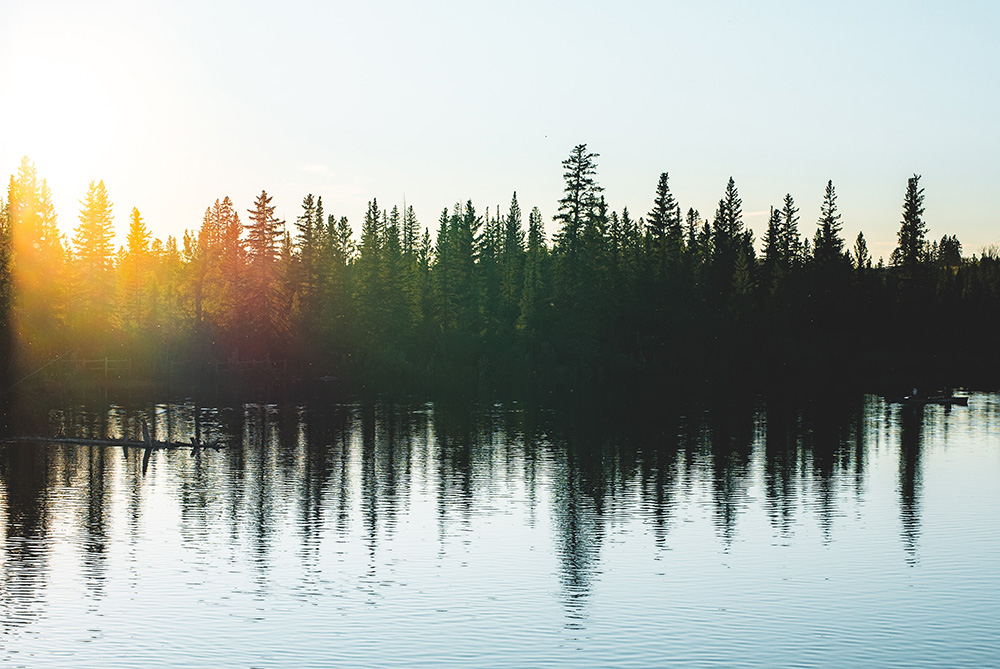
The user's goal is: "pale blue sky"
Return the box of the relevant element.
[2,0,997,260]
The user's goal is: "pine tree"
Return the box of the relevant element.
[647,172,683,273]
[186,206,213,329]
[711,177,744,257]
[73,180,115,268]
[71,179,116,338]
[186,196,243,346]
[355,198,392,352]
[399,206,423,334]
[853,231,871,270]
[431,207,455,331]
[479,206,503,335]
[813,180,845,269]
[216,196,245,346]
[499,192,525,331]
[683,208,704,270]
[454,200,481,334]
[380,207,410,350]
[120,207,152,332]
[779,194,801,266]
[317,212,353,361]
[6,158,67,361]
[413,226,433,333]
[893,174,927,268]
[553,145,602,351]
[936,235,961,266]
[620,206,643,290]
[708,177,751,300]
[293,193,323,326]
[762,207,782,269]
[554,144,601,255]
[647,172,676,240]
[0,194,11,369]
[243,190,287,357]
[518,207,546,334]
[402,205,419,258]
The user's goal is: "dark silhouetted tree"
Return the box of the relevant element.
[853,231,871,270]
[813,180,846,269]
[892,174,927,269]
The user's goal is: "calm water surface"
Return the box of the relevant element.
[2,393,999,667]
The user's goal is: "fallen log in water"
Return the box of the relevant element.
[0,436,226,451]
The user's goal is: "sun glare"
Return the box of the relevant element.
[8,54,121,183]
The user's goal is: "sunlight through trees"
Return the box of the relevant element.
[1,151,997,395]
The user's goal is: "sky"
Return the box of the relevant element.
[2,0,998,261]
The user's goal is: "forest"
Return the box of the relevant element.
[1,145,997,400]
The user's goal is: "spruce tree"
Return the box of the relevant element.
[318,212,353,361]
[708,177,750,300]
[121,207,152,332]
[0,194,11,370]
[762,207,782,268]
[499,192,525,330]
[402,205,419,258]
[554,144,601,255]
[431,207,455,331]
[893,174,927,268]
[813,180,845,269]
[853,231,871,270]
[553,145,602,355]
[71,179,116,338]
[936,235,961,266]
[779,194,801,266]
[380,207,410,348]
[217,196,245,347]
[356,199,384,340]
[243,190,287,357]
[73,180,115,269]
[7,158,67,361]
[454,200,480,334]
[647,172,680,251]
[291,193,324,350]
[518,207,546,335]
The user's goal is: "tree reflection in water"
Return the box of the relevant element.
[0,391,983,637]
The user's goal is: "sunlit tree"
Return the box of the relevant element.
[6,158,67,362]
[0,194,11,370]
[119,206,152,332]
[243,190,288,357]
[70,179,116,342]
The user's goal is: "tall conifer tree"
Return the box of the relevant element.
[813,180,845,269]
[71,179,116,339]
[893,174,927,268]
[243,190,287,356]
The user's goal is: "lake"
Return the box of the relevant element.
[2,393,999,667]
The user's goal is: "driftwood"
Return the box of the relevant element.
[1,436,225,450]
[1,419,225,475]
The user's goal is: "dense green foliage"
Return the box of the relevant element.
[0,151,997,398]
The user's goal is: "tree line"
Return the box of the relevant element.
[1,147,997,398]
